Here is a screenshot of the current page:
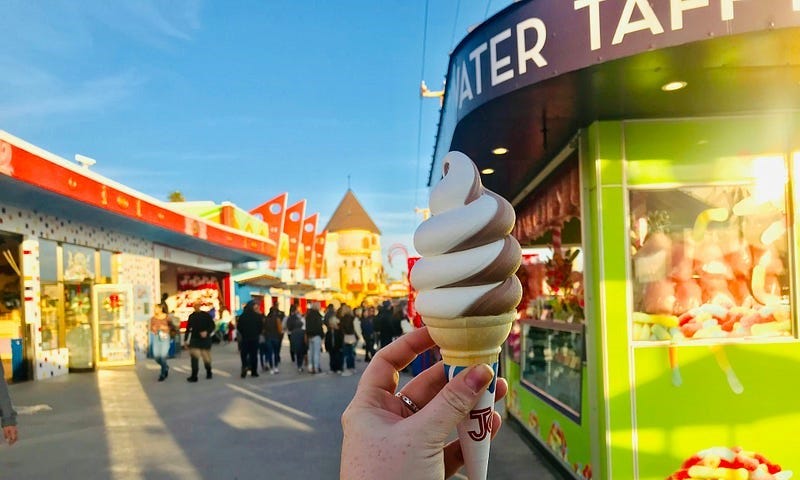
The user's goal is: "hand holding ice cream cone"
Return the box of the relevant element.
[340,327,508,480]
[411,151,522,479]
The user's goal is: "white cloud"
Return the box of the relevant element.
[0,70,145,122]
[85,0,203,48]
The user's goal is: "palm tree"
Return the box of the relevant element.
[167,191,185,202]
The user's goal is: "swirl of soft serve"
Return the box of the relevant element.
[411,151,522,319]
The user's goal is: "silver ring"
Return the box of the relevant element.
[395,392,420,413]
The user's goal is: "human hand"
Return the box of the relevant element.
[341,326,507,480]
[3,425,17,445]
[200,331,208,338]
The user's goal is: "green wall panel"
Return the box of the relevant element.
[505,358,593,478]
[632,344,800,478]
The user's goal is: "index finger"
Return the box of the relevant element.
[358,326,436,393]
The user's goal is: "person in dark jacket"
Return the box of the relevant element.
[184,302,216,382]
[324,307,343,374]
[391,303,405,341]
[286,304,307,372]
[374,300,395,349]
[263,305,284,374]
[360,305,376,362]
[339,304,358,376]
[305,302,325,374]
[236,300,264,378]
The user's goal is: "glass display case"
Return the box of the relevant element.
[629,164,794,343]
[520,319,585,422]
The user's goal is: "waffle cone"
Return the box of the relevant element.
[424,311,515,366]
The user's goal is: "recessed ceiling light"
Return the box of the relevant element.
[492,147,508,155]
[481,168,495,175]
[661,81,687,92]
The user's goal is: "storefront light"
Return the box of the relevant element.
[492,147,508,155]
[661,81,687,92]
[481,168,495,175]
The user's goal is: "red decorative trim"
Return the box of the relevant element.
[6,142,276,259]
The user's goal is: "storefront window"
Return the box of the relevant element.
[630,173,793,342]
[39,239,58,282]
[62,244,95,282]
[40,284,61,350]
[520,322,584,422]
[97,250,114,284]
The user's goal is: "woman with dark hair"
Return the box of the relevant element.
[324,305,343,374]
[338,304,358,376]
[263,305,284,374]
[236,300,264,378]
[286,304,307,372]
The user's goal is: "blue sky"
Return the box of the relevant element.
[0,0,513,278]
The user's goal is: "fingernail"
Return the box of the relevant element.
[465,364,494,394]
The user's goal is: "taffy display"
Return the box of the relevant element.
[668,446,792,479]
[630,186,791,343]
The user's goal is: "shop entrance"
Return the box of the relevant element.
[160,262,229,343]
[0,232,30,383]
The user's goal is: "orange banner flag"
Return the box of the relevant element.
[250,193,288,268]
[301,213,318,278]
[312,229,328,279]
[283,200,306,269]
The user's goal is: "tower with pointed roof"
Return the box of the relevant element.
[323,189,385,306]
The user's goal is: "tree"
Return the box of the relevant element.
[167,191,185,202]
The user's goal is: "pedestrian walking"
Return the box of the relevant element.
[286,304,307,372]
[264,305,284,374]
[227,319,236,343]
[305,302,325,374]
[237,300,264,378]
[0,362,17,445]
[360,305,376,361]
[149,304,171,381]
[184,302,216,382]
[217,304,232,344]
[325,308,343,374]
[339,304,358,376]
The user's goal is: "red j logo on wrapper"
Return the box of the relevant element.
[468,407,493,441]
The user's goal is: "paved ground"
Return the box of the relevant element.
[0,342,567,479]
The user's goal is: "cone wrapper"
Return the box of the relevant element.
[425,312,515,480]
[445,361,498,480]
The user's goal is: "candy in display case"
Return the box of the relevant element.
[629,179,793,343]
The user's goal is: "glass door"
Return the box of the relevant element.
[93,284,134,366]
[64,282,94,369]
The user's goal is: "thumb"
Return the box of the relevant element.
[409,364,495,443]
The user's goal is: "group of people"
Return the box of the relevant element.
[147,297,413,383]
[236,299,411,379]
[148,300,221,383]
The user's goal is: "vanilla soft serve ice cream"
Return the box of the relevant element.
[410,151,522,480]
[411,151,522,321]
